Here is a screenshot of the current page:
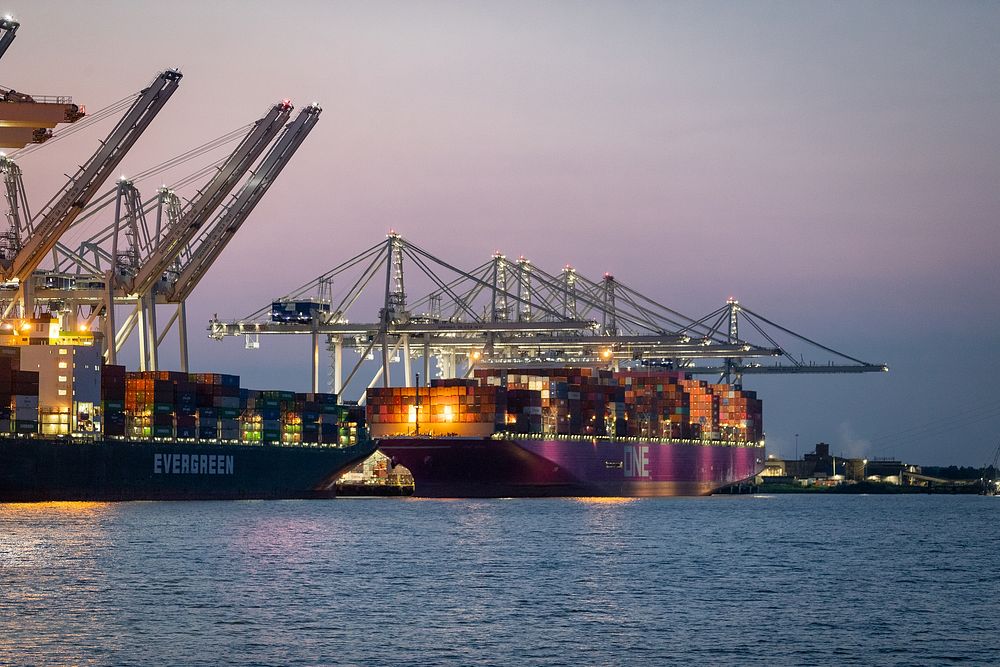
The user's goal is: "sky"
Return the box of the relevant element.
[3,1,999,465]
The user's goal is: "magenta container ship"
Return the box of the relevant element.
[369,367,765,497]
[379,435,764,498]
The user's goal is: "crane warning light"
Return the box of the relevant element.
[280,98,293,109]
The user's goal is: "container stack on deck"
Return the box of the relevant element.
[108,370,362,445]
[100,364,126,437]
[367,378,506,438]
[367,367,762,443]
[0,349,40,435]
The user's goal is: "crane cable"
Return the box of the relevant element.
[55,125,252,253]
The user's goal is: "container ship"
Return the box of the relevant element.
[0,319,375,502]
[373,367,765,497]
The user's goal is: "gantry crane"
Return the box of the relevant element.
[208,233,783,398]
[103,100,293,370]
[111,103,322,371]
[0,69,182,315]
[0,96,319,372]
[1,101,292,367]
[679,299,889,382]
[126,100,293,299]
[167,104,322,304]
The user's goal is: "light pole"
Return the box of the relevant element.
[795,433,799,460]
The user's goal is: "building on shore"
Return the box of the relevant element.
[761,443,919,486]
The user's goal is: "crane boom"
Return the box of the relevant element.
[128,100,293,295]
[2,69,182,284]
[168,104,321,301]
[0,17,18,63]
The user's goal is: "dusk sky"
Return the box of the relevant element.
[4,1,999,465]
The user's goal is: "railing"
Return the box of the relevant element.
[0,86,73,104]
[25,94,73,104]
[0,431,365,449]
[490,431,766,448]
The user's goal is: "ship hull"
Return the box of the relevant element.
[0,438,376,502]
[378,437,765,498]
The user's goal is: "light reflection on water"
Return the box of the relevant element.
[1,496,998,666]
[571,496,639,504]
[1,501,110,513]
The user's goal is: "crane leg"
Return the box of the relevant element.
[332,335,343,395]
[137,302,147,371]
[311,325,319,393]
[177,301,189,373]
[104,274,117,365]
[402,333,412,387]
[381,334,390,388]
[145,294,158,371]
[422,336,430,386]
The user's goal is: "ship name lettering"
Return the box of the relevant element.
[623,445,650,478]
[154,453,234,475]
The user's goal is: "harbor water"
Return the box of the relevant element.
[1,495,998,665]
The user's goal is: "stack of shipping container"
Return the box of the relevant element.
[366,378,506,438]
[367,367,762,443]
[100,364,126,437]
[106,370,362,446]
[0,346,363,445]
[0,348,40,435]
[190,373,241,441]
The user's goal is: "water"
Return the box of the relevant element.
[1,495,998,666]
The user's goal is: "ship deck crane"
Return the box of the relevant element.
[0,69,182,314]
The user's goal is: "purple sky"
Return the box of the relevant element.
[5,1,999,465]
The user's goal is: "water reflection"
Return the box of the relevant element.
[571,496,639,505]
[0,501,109,514]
